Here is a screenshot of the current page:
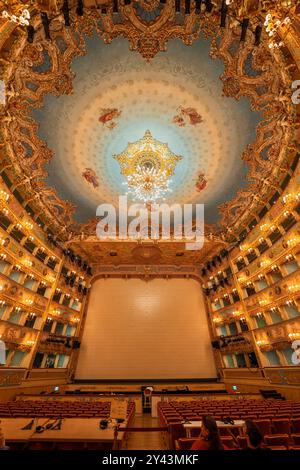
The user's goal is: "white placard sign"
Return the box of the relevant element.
[110,399,127,420]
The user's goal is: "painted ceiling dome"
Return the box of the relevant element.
[1,1,296,267]
[33,35,260,225]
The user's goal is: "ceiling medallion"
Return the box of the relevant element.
[114,130,182,203]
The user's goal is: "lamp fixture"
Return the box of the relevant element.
[114,130,182,203]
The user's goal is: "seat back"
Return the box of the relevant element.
[272,419,290,435]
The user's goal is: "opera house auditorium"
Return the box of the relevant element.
[0,0,300,455]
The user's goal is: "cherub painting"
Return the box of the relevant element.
[82,168,99,188]
[172,114,185,127]
[172,106,203,127]
[195,172,207,192]
[98,108,122,129]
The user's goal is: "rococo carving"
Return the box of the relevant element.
[0,1,298,241]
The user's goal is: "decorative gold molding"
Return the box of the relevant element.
[0,3,298,242]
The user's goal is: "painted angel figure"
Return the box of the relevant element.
[82,168,99,188]
[172,114,186,127]
[195,172,207,192]
[172,106,203,127]
[180,106,203,125]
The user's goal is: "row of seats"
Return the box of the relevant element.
[163,399,300,451]
[0,400,135,418]
[158,399,300,425]
[176,434,300,451]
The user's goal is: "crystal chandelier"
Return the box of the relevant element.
[114,130,182,203]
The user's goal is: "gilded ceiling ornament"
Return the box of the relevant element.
[114,130,182,203]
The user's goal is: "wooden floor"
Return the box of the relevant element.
[125,414,167,450]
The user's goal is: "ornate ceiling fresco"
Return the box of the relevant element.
[32,34,260,224]
[0,0,299,267]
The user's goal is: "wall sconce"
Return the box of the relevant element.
[271,265,279,271]
[260,260,269,268]
[283,193,300,204]
[23,259,33,267]
[25,221,33,230]
[0,190,9,202]
[288,284,300,293]
[256,340,267,347]
[287,237,299,247]
[288,332,300,340]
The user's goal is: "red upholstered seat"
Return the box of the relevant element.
[291,419,300,433]
[272,419,291,435]
[254,419,272,437]
[176,438,197,450]
[292,434,300,445]
[220,436,237,449]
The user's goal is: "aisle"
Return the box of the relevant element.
[125,415,167,450]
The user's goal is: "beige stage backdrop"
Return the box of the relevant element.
[75,278,217,380]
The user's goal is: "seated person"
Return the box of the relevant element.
[190,415,224,450]
[244,420,265,450]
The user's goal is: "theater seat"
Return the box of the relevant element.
[272,419,290,435]
[220,436,237,449]
[291,419,300,433]
[266,446,287,450]
[237,436,248,449]
[175,438,197,450]
[292,434,300,445]
[254,419,271,437]
[264,434,290,449]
